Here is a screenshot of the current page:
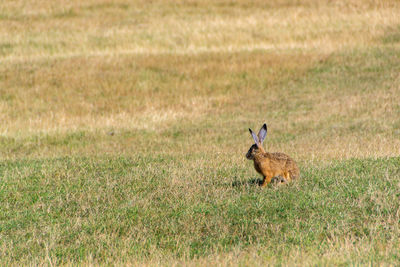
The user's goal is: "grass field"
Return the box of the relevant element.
[1,0,400,265]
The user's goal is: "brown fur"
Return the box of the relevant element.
[246,124,300,187]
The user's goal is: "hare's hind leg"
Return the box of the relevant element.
[283,171,291,182]
[278,176,288,184]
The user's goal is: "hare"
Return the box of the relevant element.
[246,123,299,187]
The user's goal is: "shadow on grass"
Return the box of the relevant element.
[231,176,289,188]
[231,177,262,187]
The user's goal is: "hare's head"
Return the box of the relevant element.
[246,123,267,160]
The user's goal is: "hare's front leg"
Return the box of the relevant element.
[260,173,273,187]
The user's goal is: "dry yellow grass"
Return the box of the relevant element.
[1,0,400,62]
[1,49,399,160]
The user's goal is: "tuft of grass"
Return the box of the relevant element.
[382,25,400,44]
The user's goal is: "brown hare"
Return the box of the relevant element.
[246,123,300,187]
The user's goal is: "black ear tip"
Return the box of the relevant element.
[249,128,252,133]
[263,123,267,129]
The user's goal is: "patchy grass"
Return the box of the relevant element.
[1,48,399,161]
[0,156,399,265]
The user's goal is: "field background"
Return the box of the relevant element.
[1,0,400,265]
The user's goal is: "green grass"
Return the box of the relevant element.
[1,156,400,265]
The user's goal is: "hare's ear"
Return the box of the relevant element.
[258,123,267,144]
[249,128,259,144]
